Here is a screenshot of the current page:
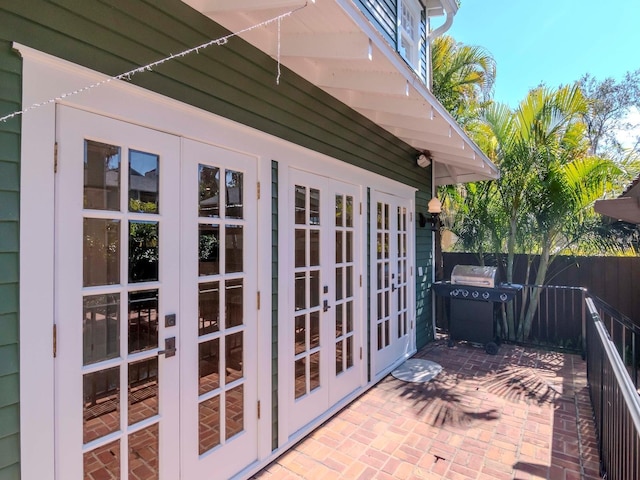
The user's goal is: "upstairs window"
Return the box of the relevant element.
[398,0,422,70]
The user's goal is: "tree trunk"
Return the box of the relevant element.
[519,246,551,339]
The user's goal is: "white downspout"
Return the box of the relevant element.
[427,0,457,41]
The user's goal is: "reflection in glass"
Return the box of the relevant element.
[310,311,320,349]
[310,270,320,308]
[377,233,383,260]
[295,272,306,311]
[128,290,158,353]
[226,170,243,219]
[335,267,343,301]
[199,396,220,454]
[83,294,119,365]
[310,230,320,266]
[83,367,120,444]
[199,225,220,276]
[84,218,120,287]
[377,202,382,229]
[336,341,343,375]
[346,231,353,262]
[129,424,159,480]
[310,188,320,225]
[310,352,320,391]
[346,302,353,333]
[225,332,243,383]
[128,357,158,425]
[129,221,159,283]
[226,226,243,273]
[129,150,159,214]
[346,266,353,298]
[84,140,121,211]
[295,185,306,224]
[347,336,354,369]
[199,165,220,218]
[294,315,306,354]
[335,195,343,226]
[225,279,243,328]
[346,196,353,227]
[199,338,220,395]
[335,231,343,264]
[384,204,389,229]
[294,358,306,399]
[295,229,306,268]
[84,439,120,480]
[335,304,343,338]
[199,281,220,336]
[377,323,383,350]
[226,385,244,440]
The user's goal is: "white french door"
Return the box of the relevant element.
[54,106,258,479]
[179,139,258,480]
[371,191,414,376]
[287,169,363,435]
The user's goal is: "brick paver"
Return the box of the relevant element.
[253,340,601,479]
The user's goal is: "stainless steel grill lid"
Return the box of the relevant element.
[450,265,498,288]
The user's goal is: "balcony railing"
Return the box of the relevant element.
[435,284,640,479]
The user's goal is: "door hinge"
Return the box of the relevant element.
[54,142,58,173]
[53,324,57,358]
[360,202,362,215]
[360,347,363,360]
[257,182,261,200]
[359,275,362,287]
[257,400,261,420]
[257,291,261,310]
[410,212,413,222]
[411,266,413,276]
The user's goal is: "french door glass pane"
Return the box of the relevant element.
[128,221,159,283]
[225,226,243,273]
[128,357,159,425]
[225,385,244,440]
[129,150,159,214]
[83,366,120,444]
[199,282,220,336]
[199,396,221,454]
[199,165,220,218]
[83,293,120,365]
[225,170,243,219]
[128,424,159,480]
[199,338,220,395]
[84,140,121,211]
[83,218,120,287]
[199,225,220,276]
[128,289,158,353]
[84,439,120,480]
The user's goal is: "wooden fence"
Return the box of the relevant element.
[442,253,640,326]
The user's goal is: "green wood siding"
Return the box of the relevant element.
[415,189,434,349]
[0,39,21,480]
[270,161,279,451]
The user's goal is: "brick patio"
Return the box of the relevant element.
[254,340,602,480]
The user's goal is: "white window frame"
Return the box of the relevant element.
[398,0,423,70]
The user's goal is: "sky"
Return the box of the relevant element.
[446,0,640,108]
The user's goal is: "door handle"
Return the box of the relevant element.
[158,337,177,358]
[323,300,331,312]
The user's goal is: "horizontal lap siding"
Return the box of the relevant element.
[1,0,428,191]
[355,0,397,48]
[415,189,433,349]
[0,40,21,480]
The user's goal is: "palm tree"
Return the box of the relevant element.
[431,35,496,125]
[449,85,623,339]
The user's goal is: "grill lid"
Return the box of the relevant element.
[451,265,497,288]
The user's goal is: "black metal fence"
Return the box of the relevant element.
[585,297,640,480]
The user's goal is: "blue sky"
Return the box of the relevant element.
[446,0,640,108]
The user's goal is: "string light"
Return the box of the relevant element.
[0,3,308,123]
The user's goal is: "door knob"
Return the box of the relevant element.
[323,300,331,312]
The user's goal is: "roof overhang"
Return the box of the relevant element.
[180,0,499,186]
[594,197,640,224]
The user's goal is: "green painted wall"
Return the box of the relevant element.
[0,1,436,472]
[0,40,21,480]
[271,161,279,451]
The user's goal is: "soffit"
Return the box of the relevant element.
[180,0,499,186]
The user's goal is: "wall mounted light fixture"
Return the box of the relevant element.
[424,196,442,230]
[416,151,431,168]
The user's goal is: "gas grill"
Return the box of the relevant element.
[432,265,522,354]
